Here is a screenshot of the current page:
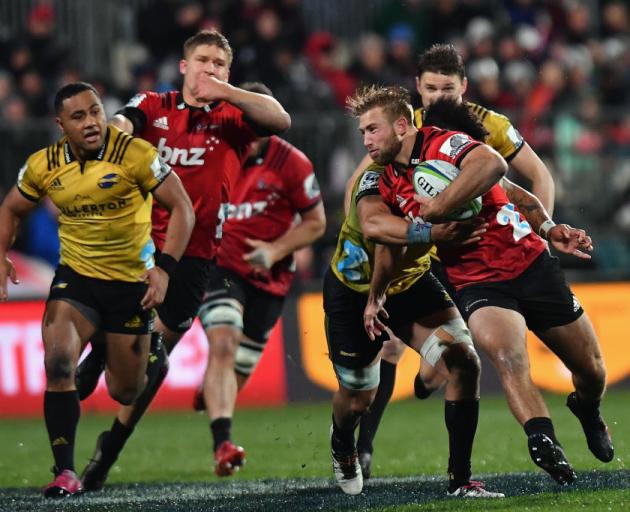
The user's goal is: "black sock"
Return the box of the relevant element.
[44,390,80,473]
[524,417,559,444]
[445,399,479,490]
[357,361,396,455]
[101,418,134,466]
[332,414,358,455]
[211,417,232,452]
[574,393,601,420]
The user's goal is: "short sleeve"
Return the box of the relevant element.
[284,153,321,212]
[16,159,42,202]
[427,131,483,168]
[130,143,172,192]
[484,111,524,161]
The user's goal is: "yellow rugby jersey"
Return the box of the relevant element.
[330,164,431,295]
[17,125,171,282]
[415,101,525,259]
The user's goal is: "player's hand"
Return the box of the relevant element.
[243,238,278,272]
[140,267,169,310]
[364,294,389,341]
[431,219,488,246]
[413,195,447,223]
[192,75,229,103]
[0,255,19,302]
[548,224,593,259]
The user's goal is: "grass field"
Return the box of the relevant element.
[0,390,628,511]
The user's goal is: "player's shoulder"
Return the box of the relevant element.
[104,125,154,166]
[27,138,65,174]
[270,136,312,170]
[467,102,514,126]
[126,90,177,109]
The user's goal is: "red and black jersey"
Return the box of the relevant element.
[379,127,547,290]
[119,90,258,259]
[216,136,321,296]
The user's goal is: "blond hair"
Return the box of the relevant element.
[346,85,413,123]
[183,29,233,66]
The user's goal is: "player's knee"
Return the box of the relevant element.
[444,343,480,384]
[234,344,263,377]
[210,330,239,362]
[45,354,74,384]
[349,391,375,416]
[334,362,380,393]
[109,383,143,406]
[422,317,476,370]
[493,346,529,380]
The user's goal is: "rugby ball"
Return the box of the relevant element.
[411,160,482,220]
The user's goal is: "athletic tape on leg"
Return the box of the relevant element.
[420,317,474,367]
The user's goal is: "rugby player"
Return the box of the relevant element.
[344,44,556,479]
[193,82,325,475]
[0,82,194,497]
[357,85,613,486]
[325,86,507,497]
[75,30,291,490]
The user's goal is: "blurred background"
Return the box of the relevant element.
[0,0,629,416]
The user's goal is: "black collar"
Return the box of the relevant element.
[63,127,111,164]
[408,130,425,166]
[175,92,220,113]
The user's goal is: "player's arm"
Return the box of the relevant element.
[364,243,402,341]
[501,178,592,259]
[415,144,507,222]
[244,202,326,272]
[358,194,487,246]
[0,187,39,300]
[110,114,134,135]
[140,173,195,309]
[344,153,373,216]
[509,142,555,216]
[195,76,291,134]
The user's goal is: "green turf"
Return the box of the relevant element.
[0,389,627,489]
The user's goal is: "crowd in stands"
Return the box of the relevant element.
[1,0,630,275]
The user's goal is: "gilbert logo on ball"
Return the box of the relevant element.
[412,160,482,220]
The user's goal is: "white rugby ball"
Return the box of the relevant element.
[411,160,482,220]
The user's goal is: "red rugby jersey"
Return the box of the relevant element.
[216,136,321,296]
[120,91,258,259]
[379,127,546,290]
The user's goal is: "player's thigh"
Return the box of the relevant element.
[156,254,212,336]
[323,269,383,389]
[236,287,285,376]
[467,306,529,370]
[43,265,101,364]
[104,332,151,386]
[199,266,246,353]
[535,312,604,377]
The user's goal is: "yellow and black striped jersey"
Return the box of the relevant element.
[17,125,171,282]
[330,164,431,295]
[415,101,524,161]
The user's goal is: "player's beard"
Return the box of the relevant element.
[372,136,402,166]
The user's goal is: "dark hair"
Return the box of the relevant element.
[54,82,99,114]
[238,81,273,97]
[346,85,413,123]
[183,29,233,65]
[417,44,466,80]
[423,98,488,141]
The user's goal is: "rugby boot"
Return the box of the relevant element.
[214,440,246,477]
[75,344,106,400]
[358,451,372,480]
[330,426,363,495]
[43,468,83,498]
[80,431,115,491]
[192,385,206,412]
[447,481,505,498]
[566,392,614,463]
[527,433,577,485]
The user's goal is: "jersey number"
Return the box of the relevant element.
[496,203,531,242]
